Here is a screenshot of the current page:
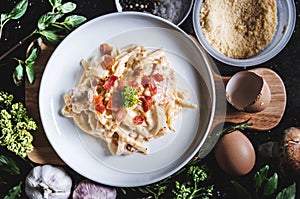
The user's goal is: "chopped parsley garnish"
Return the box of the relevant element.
[121,86,141,108]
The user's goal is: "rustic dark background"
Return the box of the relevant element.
[0,0,299,198]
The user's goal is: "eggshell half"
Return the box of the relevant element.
[226,71,271,112]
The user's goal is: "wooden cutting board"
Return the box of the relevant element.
[26,42,286,165]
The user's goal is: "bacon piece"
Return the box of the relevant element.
[103,76,118,91]
[148,81,157,95]
[100,43,113,55]
[101,55,115,70]
[133,115,145,125]
[106,99,120,112]
[115,109,127,122]
[141,75,151,86]
[152,73,164,82]
[139,96,153,112]
[130,81,139,89]
[118,79,125,90]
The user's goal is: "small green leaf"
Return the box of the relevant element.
[37,12,63,30]
[25,47,39,64]
[38,30,60,44]
[276,183,296,199]
[0,155,20,175]
[230,180,252,199]
[25,64,35,84]
[64,15,86,28]
[254,165,269,190]
[13,64,24,82]
[263,172,278,196]
[57,2,76,13]
[49,0,62,7]
[8,0,28,20]
[4,182,22,199]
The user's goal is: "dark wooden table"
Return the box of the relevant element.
[0,0,299,198]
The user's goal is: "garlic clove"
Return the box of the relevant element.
[226,71,271,112]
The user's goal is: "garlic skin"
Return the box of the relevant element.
[25,165,72,199]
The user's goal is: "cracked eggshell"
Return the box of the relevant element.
[226,71,271,112]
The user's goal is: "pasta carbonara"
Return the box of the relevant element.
[62,43,197,155]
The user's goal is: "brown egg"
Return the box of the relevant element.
[226,71,271,112]
[214,130,256,176]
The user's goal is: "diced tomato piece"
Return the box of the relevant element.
[133,115,145,125]
[103,76,118,91]
[152,73,164,82]
[141,75,151,86]
[100,43,112,55]
[115,109,127,122]
[95,104,105,114]
[101,55,115,70]
[93,95,103,105]
[148,81,157,95]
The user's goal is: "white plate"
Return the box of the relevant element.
[39,12,215,187]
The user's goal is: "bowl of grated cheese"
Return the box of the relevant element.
[115,0,194,26]
[193,0,296,67]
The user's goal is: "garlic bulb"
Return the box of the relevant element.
[73,180,117,199]
[25,165,72,199]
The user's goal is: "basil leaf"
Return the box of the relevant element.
[13,64,24,82]
[49,0,62,7]
[263,173,278,196]
[64,15,86,28]
[37,12,63,30]
[38,30,60,44]
[254,164,269,191]
[4,182,22,199]
[25,47,39,64]
[276,183,296,199]
[0,155,20,175]
[25,64,35,84]
[230,180,252,199]
[58,2,76,13]
[8,0,28,20]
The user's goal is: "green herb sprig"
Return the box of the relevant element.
[0,155,20,175]
[172,165,214,199]
[0,91,37,158]
[121,158,215,199]
[13,47,39,85]
[121,86,142,108]
[0,0,87,85]
[0,0,28,39]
